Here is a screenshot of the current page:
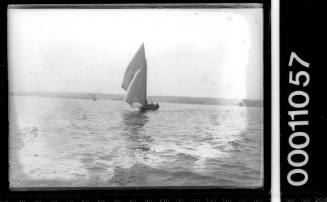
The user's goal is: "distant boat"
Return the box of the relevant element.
[121,43,159,111]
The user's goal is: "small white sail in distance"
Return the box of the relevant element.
[121,44,147,106]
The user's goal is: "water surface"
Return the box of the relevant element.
[9,96,263,187]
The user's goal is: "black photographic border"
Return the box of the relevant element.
[280,0,327,199]
[0,0,271,201]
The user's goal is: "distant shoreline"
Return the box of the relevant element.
[9,91,263,107]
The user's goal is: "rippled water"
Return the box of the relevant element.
[9,96,263,188]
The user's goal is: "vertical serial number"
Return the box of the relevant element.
[287,52,310,186]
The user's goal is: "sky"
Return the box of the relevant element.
[8,7,263,100]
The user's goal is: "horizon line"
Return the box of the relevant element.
[9,91,263,101]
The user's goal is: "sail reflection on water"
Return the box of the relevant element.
[120,111,153,159]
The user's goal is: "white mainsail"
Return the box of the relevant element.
[121,44,147,106]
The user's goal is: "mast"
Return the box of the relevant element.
[144,47,148,106]
[122,43,148,107]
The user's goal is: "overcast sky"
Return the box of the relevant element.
[8,8,263,100]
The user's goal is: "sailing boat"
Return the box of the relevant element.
[92,94,97,101]
[121,43,159,111]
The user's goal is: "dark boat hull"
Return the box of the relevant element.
[139,104,159,111]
